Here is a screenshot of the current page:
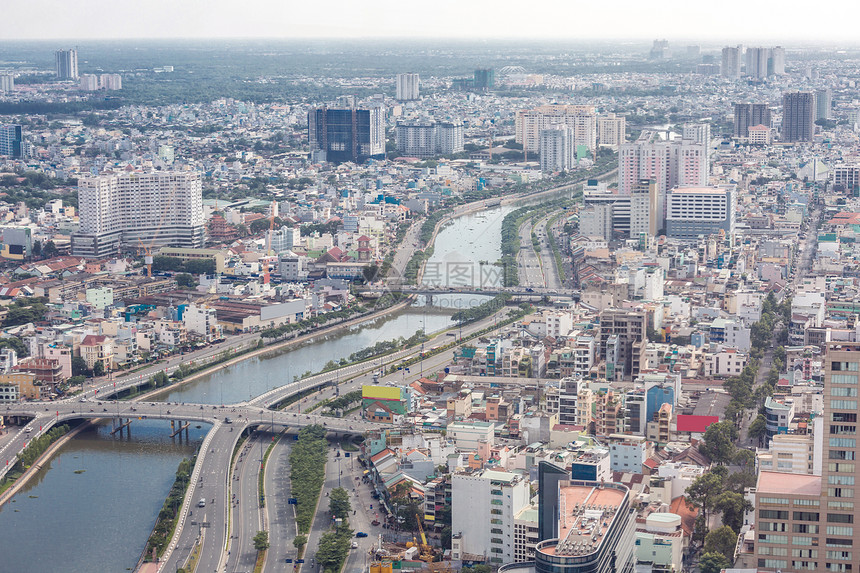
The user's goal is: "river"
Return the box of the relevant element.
[0,202,516,571]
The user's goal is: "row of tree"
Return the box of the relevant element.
[290,426,329,533]
[451,293,511,324]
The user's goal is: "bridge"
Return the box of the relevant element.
[359,284,582,300]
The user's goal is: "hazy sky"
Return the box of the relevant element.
[4,0,858,43]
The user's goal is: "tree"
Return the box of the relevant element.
[253,531,269,551]
[362,264,379,283]
[686,470,726,526]
[714,491,753,533]
[700,551,732,573]
[329,487,351,520]
[748,414,768,445]
[68,375,86,386]
[32,239,42,258]
[293,534,307,551]
[93,361,105,377]
[72,356,89,377]
[699,421,738,465]
[176,273,197,288]
[0,336,29,358]
[704,525,739,560]
[42,240,58,259]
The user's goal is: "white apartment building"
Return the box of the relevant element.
[0,75,13,93]
[597,113,626,147]
[99,73,122,90]
[756,418,823,475]
[71,170,205,258]
[833,165,860,195]
[395,121,464,158]
[545,310,574,338]
[79,73,99,91]
[558,377,580,426]
[539,125,576,172]
[395,73,420,100]
[703,348,748,377]
[447,421,494,450]
[451,469,530,566]
[183,305,222,342]
[682,123,711,147]
[516,104,597,154]
[513,505,540,563]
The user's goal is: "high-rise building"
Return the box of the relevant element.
[0,125,24,158]
[734,103,772,138]
[782,91,816,143]
[649,39,669,60]
[307,107,385,164]
[539,125,576,172]
[682,122,711,146]
[0,75,13,93]
[99,74,122,90]
[71,171,205,258]
[619,131,708,230]
[721,46,741,79]
[395,73,420,101]
[516,105,597,154]
[771,46,786,75]
[629,179,658,237]
[79,73,99,91]
[597,113,626,147]
[598,309,647,378]
[473,68,495,91]
[451,468,530,566]
[753,343,860,573]
[816,88,833,121]
[55,49,78,80]
[395,121,464,158]
[665,185,737,240]
[746,47,770,79]
[833,165,860,196]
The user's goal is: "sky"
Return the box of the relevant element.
[4,0,859,43]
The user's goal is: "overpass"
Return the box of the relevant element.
[359,284,581,300]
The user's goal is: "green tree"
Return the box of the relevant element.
[713,491,753,533]
[686,469,726,526]
[329,487,352,520]
[293,534,307,550]
[93,361,105,377]
[68,375,86,386]
[704,525,739,560]
[42,240,59,259]
[748,414,768,445]
[176,273,197,288]
[362,264,379,283]
[0,336,29,358]
[700,551,732,573]
[253,531,269,551]
[72,356,89,377]
[699,421,738,465]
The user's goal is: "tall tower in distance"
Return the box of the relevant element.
[721,46,741,79]
[395,73,420,101]
[55,49,78,80]
[782,91,815,143]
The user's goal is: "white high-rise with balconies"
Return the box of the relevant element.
[72,170,205,258]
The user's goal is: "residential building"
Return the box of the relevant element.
[540,125,576,172]
[746,47,770,79]
[558,377,580,427]
[55,48,78,79]
[634,513,685,573]
[629,179,658,237]
[832,165,860,196]
[782,91,816,143]
[473,69,495,91]
[570,447,612,482]
[597,113,626,147]
[183,305,222,342]
[514,505,540,563]
[71,170,205,258]
[816,88,833,121]
[516,105,597,154]
[0,125,24,158]
[79,73,99,91]
[703,348,748,377]
[756,423,823,475]
[771,46,786,74]
[0,74,13,93]
[734,103,772,138]
[451,469,530,565]
[79,334,113,370]
[396,73,420,101]
[664,185,737,240]
[308,107,385,164]
[598,309,647,378]
[722,46,742,79]
[395,121,464,158]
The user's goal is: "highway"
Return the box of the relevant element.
[517,217,546,288]
[225,431,269,573]
[262,436,297,572]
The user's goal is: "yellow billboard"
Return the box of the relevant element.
[362,385,402,401]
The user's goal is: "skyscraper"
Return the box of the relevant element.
[771,46,786,75]
[734,103,772,138]
[721,46,741,79]
[0,75,13,93]
[816,88,833,121]
[0,125,24,158]
[55,49,78,80]
[746,47,769,79]
[71,170,205,258]
[395,73,420,100]
[307,107,385,164]
[539,125,576,172]
[783,91,816,143]
[473,69,495,91]
[516,105,597,154]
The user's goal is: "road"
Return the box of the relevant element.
[517,218,546,287]
[533,212,563,290]
[225,431,268,573]
[262,436,297,572]
[387,220,422,286]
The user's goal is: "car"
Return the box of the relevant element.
[351,541,359,549]
[371,520,380,526]
[356,532,368,538]
[198,498,206,508]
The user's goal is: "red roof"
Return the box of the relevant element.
[676,414,719,433]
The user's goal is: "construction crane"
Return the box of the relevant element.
[415,513,434,563]
[262,200,276,285]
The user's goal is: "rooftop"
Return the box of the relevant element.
[542,481,628,557]
[757,471,821,497]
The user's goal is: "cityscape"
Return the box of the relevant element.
[1,11,860,573]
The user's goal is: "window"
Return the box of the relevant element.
[831,374,858,385]
[830,402,858,412]
[762,521,788,532]
[792,549,818,558]
[761,497,791,505]
[829,464,856,473]
[830,450,856,461]
[829,502,855,511]
[826,538,853,547]
[794,524,820,534]
[759,534,789,544]
[758,559,788,569]
[829,488,855,498]
[827,551,853,560]
[832,387,859,397]
[792,536,814,545]
[761,510,790,519]
[796,499,821,506]
[830,438,857,448]
[827,526,854,536]
[831,425,858,435]
[831,362,858,371]
[829,476,856,486]
[829,514,855,523]
[795,512,821,522]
